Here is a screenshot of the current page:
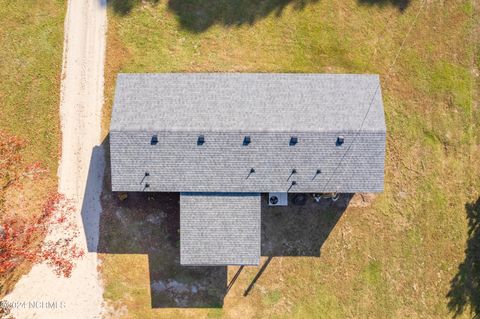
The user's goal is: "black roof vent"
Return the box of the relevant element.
[250,168,256,173]
[292,169,297,174]
[336,136,344,146]
[243,136,251,146]
[290,136,298,146]
[197,135,205,145]
[316,169,321,175]
[150,135,158,145]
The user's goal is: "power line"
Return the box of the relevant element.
[322,0,428,191]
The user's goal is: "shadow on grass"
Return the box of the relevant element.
[167,0,319,33]
[261,193,352,256]
[106,0,160,15]
[106,0,409,33]
[106,0,319,32]
[447,197,480,318]
[81,136,352,308]
[358,0,410,12]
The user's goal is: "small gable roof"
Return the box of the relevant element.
[180,193,261,266]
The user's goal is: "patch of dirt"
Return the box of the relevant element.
[103,302,128,319]
[349,193,376,208]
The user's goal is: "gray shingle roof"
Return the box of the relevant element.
[111,73,385,133]
[180,193,261,266]
[110,130,384,193]
[110,73,386,193]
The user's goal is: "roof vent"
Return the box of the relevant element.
[151,135,158,145]
[336,136,344,146]
[292,169,297,174]
[197,135,205,145]
[243,136,251,146]
[290,136,298,146]
[250,168,256,174]
[316,169,321,175]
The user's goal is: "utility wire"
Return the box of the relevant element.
[322,0,428,192]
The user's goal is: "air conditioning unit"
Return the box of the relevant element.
[269,192,288,206]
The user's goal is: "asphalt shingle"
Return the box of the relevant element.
[110,73,386,193]
[180,193,261,266]
[110,73,385,133]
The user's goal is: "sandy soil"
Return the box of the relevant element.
[4,0,107,318]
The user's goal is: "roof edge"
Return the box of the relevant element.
[110,128,387,134]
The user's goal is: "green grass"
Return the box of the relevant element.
[101,0,480,317]
[0,0,64,173]
[0,0,65,297]
[283,286,344,319]
[430,61,473,112]
[262,290,281,306]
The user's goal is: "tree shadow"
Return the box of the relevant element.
[106,0,409,33]
[106,0,319,32]
[107,0,160,16]
[447,197,480,318]
[167,0,319,33]
[357,0,410,12]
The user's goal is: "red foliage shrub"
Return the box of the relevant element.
[0,192,84,278]
[0,130,83,282]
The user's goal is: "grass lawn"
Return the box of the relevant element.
[101,0,480,317]
[0,0,65,296]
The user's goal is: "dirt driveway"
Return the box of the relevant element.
[4,0,107,318]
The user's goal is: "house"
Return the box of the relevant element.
[109,73,386,266]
